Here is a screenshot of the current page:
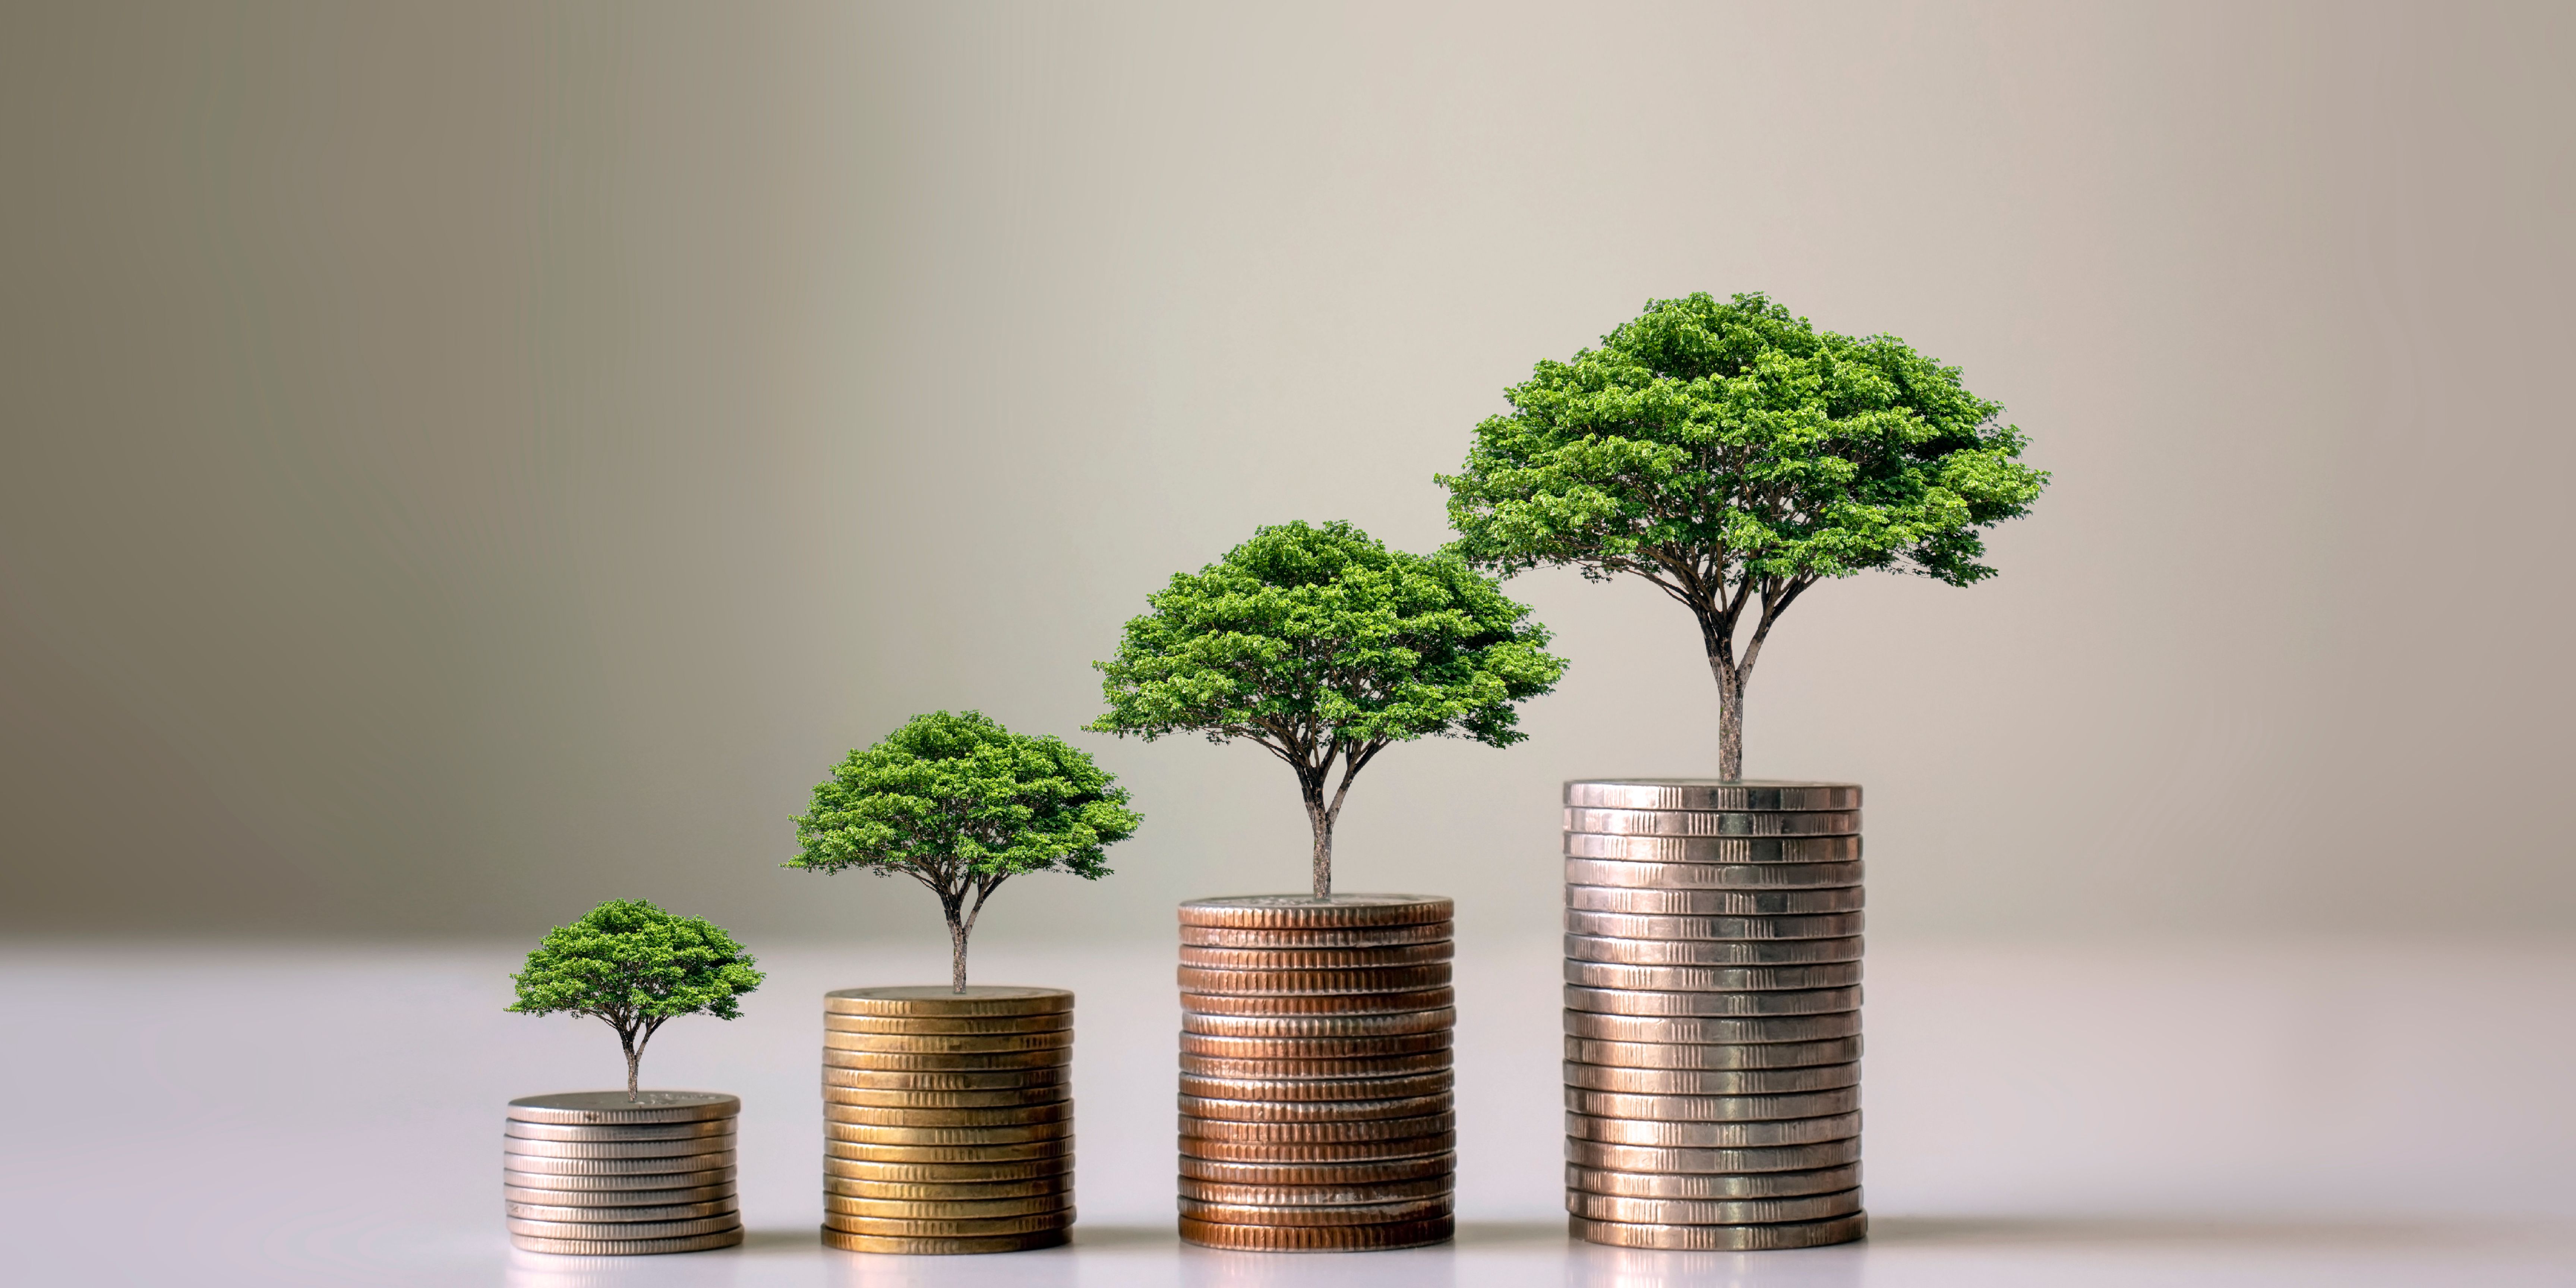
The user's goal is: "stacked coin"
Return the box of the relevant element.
[1560,780,1869,1251]
[502,1091,744,1255]
[1176,894,1457,1252]
[819,985,1074,1254]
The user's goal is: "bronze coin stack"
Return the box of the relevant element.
[1560,780,1868,1251]
[502,1091,744,1254]
[1175,894,1458,1252]
[820,985,1075,1254]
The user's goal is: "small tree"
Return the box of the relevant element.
[1090,520,1566,898]
[1439,292,2047,780]
[507,899,764,1101]
[789,710,1141,992]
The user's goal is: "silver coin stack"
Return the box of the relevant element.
[502,1091,744,1255]
[1560,780,1868,1251]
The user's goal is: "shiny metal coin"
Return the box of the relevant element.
[1565,1111,1861,1148]
[822,1048,1071,1071]
[1181,1051,1453,1080]
[1181,1030,1453,1060]
[821,1210,1074,1237]
[1566,1163,1859,1199]
[502,1150,735,1176]
[1564,1010,1862,1043]
[823,1030,1072,1053]
[502,1134,733,1160]
[505,1118,736,1143]
[823,1085,1070,1109]
[505,1092,739,1127]
[823,985,1071,1017]
[1180,1110,1455,1143]
[1179,1215,1452,1250]
[1565,910,1865,941]
[1178,1152,1456,1186]
[1182,922,1453,950]
[823,1012,1070,1035]
[1180,1174,1453,1206]
[499,1165,735,1192]
[1181,1131,1456,1164]
[1182,1008,1455,1039]
[823,1138,1073,1162]
[1182,987,1454,1016]
[506,1198,738,1224]
[823,1192,1073,1219]
[1564,984,1861,1017]
[1563,833,1861,864]
[1565,933,1863,966]
[1564,808,1860,837]
[1563,1086,1862,1120]
[1179,894,1453,929]
[506,1214,741,1240]
[1568,1035,1862,1069]
[504,1182,734,1207]
[1180,942,1455,970]
[822,1156,1072,1183]
[823,1120,1070,1145]
[1177,963,1453,995]
[1180,1092,1451,1124]
[824,1175,1072,1200]
[1564,960,1862,992]
[510,1228,744,1255]
[1565,1137,1862,1173]
[1569,1187,1862,1224]
[1565,858,1863,890]
[822,1066,1070,1090]
[819,1227,1069,1254]
[1565,885,1865,916]
[1180,1195,1449,1226]
[1563,781,1862,812]
[1568,1211,1866,1250]
[1564,1061,1858,1094]
[1180,1070,1453,1102]
[822,1102,1071,1128]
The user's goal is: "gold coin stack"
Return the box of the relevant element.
[1176,894,1457,1252]
[820,985,1076,1254]
[1560,780,1869,1251]
[502,1091,744,1255]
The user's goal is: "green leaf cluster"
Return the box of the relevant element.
[1088,520,1566,757]
[508,899,763,1025]
[1439,291,2047,588]
[789,710,1141,884]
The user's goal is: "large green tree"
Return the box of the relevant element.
[1439,293,2047,780]
[790,710,1141,991]
[508,899,765,1100]
[1090,520,1566,897]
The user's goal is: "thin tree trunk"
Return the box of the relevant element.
[947,910,969,993]
[623,1034,641,1101]
[1713,656,1745,782]
[1307,799,1334,899]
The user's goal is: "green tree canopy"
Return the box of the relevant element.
[1090,520,1566,896]
[1439,292,2046,779]
[507,899,764,1100]
[789,710,1141,991]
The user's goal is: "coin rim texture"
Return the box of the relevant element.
[1183,1008,1455,1039]
[1182,988,1454,1017]
[821,1210,1074,1237]
[1180,1131,1457,1163]
[1182,1051,1453,1079]
[823,1192,1074,1218]
[1562,781,1862,812]
[1562,834,1862,864]
[823,1121,1071,1145]
[1563,984,1862,1017]
[506,1119,736,1143]
[1565,1061,1859,1094]
[1568,1187,1864,1224]
[1565,1036,1865,1069]
[1179,895,1453,929]
[1565,1137,1862,1173]
[510,1228,745,1255]
[1565,858,1865,890]
[1563,1010,1863,1043]
[1179,1071,1452,1103]
[506,1214,742,1239]
[1178,1152,1457,1185]
[1181,1030,1454,1059]
[1180,1175,1454,1206]
[823,1013,1071,1035]
[824,1086,1071,1109]
[1563,934,1864,967]
[506,1092,739,1126]
[1177,1215,1453,1251]
[823,1103,1072,1127]
[505,1183,736,1206]
[1180,1093,1453,1124]
[1564,1085,1863,1121]
[823,1139,1073,1162]
[822,1066,1070,1090]
[1180,1111,1455,1143]
[499,1165,736,1191]
[1177,964,1455,996]
[503,1135,738,1160]
[503,1150,736,1176]
[818,1227,1069,1254]
[1565,1162,1860,1200]
[1564,885,1867,916]
[1180,943,1455,969]
[1564,910,1866,941]
[1179,1195,1451,1227]
[823,1030,1074,1053]
[1565,1111,1862,1147]
[824,1175,1073,1200]
[1563,960,1863,992]
[505,1198,740,1223]
[824,986,1072,1016]
[1182,923,1454,950]
[1563,807,1861,837]
[823,1048,1071,1071]
[1567,1211,1866,1250]
[822,1156,1073,1182]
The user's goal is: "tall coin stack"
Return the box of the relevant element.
[503,1092,744,1255]
[1176,895,1458,1252]
[821,986,1076,1254]
[1560,780,1868,1251]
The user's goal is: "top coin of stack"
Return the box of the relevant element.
[1175,894,1458,1253]
[503,1091,744,1256]
[1560,780,1869,1253]
[819,986,1076,1255]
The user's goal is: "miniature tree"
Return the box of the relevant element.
[1090,520,1566,898]
[789,710,1142,992]
[507,899,765,1101]
[1439,292,2047,780]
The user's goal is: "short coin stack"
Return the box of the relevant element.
[1560,780,1868,1251]
[1176,894,1457,1252]
[821,985,1075,1254]
[502,1091,744,1255]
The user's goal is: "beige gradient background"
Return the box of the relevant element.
[2,0,2569,948]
